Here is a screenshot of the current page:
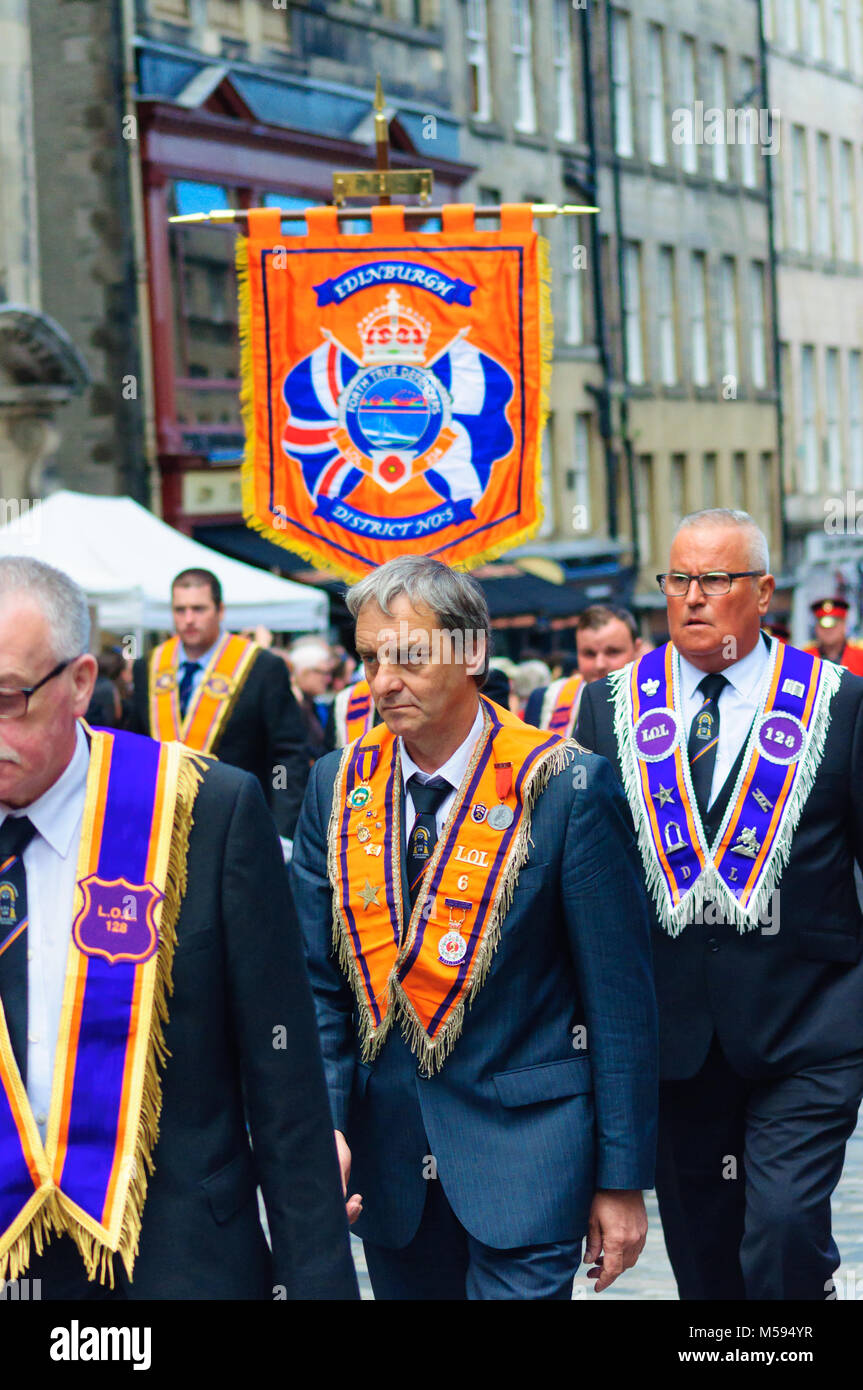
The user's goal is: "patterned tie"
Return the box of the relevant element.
[406,774,451,907]
[687,673,729,819]
[0,815,37,1082]
[177,660,202,719]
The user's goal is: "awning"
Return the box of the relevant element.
[193,523,341,585]
[479,563,636,626]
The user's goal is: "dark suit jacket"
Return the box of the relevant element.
[291,736,658,1251]
[35,750,358,1301]
[576,656,863,1082]
[130,646,308,839]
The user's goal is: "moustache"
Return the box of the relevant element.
[0,746,22,765]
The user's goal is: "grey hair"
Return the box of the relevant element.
[674,508,770,573]
[345,555,491,682]
[0,556,91,661]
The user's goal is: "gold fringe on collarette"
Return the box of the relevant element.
[0,746,208,1288]
[68,747,207,1287]
[396,736,574,1074]
[328,733,576,1075]
[109,746,207,1284]
[1,1191,63,1285]
[237,225,555,582]
[326,763,399,1063]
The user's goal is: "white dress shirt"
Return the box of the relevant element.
[678,635,770,807]
[401,702,485,840]
[0,722,90,1141]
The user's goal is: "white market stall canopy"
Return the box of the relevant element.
[0,491,328,633]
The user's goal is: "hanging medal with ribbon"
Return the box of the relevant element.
[487,761,514,830]
[437,899,471,967]
[346,743,380,811]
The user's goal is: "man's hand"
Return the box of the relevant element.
[584,1189,647,1292]
[334,1129,363,1226]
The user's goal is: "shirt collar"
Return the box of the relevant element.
[678,631,771,702]
[400,701,484,793]
[180,630,223,669]
[0,720,90,857]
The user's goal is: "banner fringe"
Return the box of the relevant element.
[236,215,553,582]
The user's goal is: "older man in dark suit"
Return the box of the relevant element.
[576,507,863,1301]
[291,554,658,1300]
[0,556,356,1300]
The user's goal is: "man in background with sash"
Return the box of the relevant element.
[525,605,643,737]
[292,554,658,1300]
[576,508,863,1300]
[0,557,357,1299]
[129,568,309,848]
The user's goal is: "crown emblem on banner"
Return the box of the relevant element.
[358,290,432,365]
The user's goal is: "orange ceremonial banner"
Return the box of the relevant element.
[237,203,551,581]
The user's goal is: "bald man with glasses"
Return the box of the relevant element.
[577,508,863,1302]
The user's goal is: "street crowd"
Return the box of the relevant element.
[1,506,862,1302]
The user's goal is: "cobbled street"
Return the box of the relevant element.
[351,1111,863,1300]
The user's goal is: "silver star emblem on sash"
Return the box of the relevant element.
[652,784,674,806]
[641,678,660,696]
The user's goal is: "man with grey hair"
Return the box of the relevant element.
[577,508,863,1300]
[0,557,357,1300]
[283,636,335,763]
[291,553,658,1300]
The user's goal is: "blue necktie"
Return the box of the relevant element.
[178,660,202,719]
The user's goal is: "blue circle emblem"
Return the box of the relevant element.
[341,365,449,458]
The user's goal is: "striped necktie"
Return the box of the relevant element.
[687,673,729,819]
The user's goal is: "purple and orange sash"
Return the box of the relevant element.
[610,639,842,934]
[334,679,374,747]
[149,633,260,752]
[0,727,205,1285]
[539,674,584,737]
[329,696,571,1072]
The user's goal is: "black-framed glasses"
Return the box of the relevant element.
[0,660,74,720]
[656,571,766,598]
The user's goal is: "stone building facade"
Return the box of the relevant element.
[765,0,863,641]
[29,1,855,642]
